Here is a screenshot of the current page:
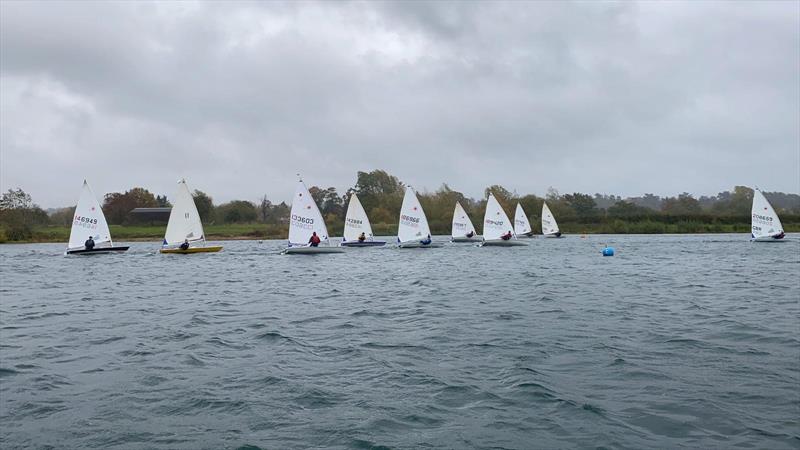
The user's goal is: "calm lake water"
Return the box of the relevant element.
[1,235,798,449]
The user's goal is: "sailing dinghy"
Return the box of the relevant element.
[541,201,562,238]
[751,188,786,242]
[340,193,385,247]
[65,180,129,255]
[514,203,534,237]
[481,193,527,247]
[397,187,440,248]
[451,201,480,242]
[283,177,344,254]
[160,179,222,254]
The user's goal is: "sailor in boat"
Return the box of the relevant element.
[465,231,475,238]
[358,232,366,243]
[180,239,190,250]
[501,231,512,241]
[84,236,95,250]
[420,234,432,245]
[309,232,321,247]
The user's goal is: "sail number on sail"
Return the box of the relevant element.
[752,213,773,223]
[291,214,314,230]
[400,215,420,227]
[73,215,99,228]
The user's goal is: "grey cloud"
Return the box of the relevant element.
[1,1,797,208]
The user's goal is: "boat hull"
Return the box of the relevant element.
[340,241,386,247]
[543,233,563,238]
[398,241,443,248]
[66,246,130,255]
[751,236,787,242]
[516,232,536,238]
[283,246,345,254]
[480,239,528,247]
[160,246,223,254]
[451,236,482,243]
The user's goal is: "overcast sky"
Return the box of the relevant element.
[1,1,798,208]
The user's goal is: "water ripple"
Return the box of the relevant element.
[0,236,798,449]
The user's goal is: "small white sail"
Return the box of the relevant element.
[451,201,476,239]
[67,180,112,251]
[398,187,432,244]
[288,179,330,246]
[514,203,532,236]
[542,201,560,236]
[163,179,205,247]
[483,193,515,241]
[751,188,784,240]
[343,193,374,242]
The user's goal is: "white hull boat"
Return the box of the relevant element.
[283,246,345,254]
[481,193,527,247]
[396,187,439,249]
[340,193,386,247]
[283,177,341,254]
[751,188,786,242]
[541,202,562,238]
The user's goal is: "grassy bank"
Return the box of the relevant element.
[2,219,799,244]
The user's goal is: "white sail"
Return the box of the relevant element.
[483,193,515,241]
[343,193,374,242]
[542,201,560,235]
[67,180,112,250]
[163,178,205,247]
[451,201,476,238]
[288,179,330,246]
[514,203,532,236]
[751,188,784,240]
[398,187,432,243]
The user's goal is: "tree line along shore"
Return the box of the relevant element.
[2,170,799,243]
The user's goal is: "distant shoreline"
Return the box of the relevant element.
[2,231,795,245]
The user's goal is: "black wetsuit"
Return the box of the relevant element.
[84,238,95,250]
